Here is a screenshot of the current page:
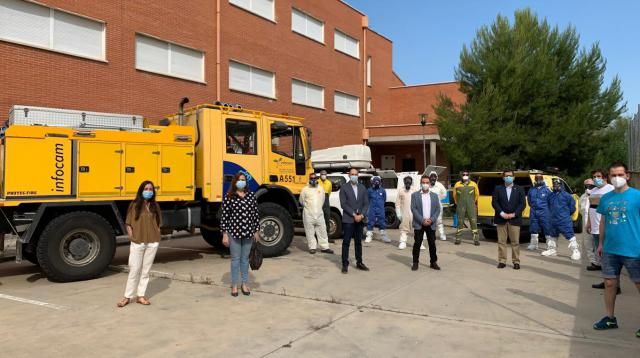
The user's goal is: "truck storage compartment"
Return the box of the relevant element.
[78,142,122,196]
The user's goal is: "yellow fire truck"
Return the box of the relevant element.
[0,99,312,282]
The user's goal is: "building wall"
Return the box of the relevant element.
[370,144,450,183]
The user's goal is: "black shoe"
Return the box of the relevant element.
[513,263,520,270]
[356,263,370,271]
[497,263,506,269]
[321,249,334,254]
[430,263,441,270]
[586,264,602,271]
[309,249,316,254]
[241,285,251,296]
[411,262,419,271]
[474,241,480,246]
[592,282,605,289]
[454,240,461,245]
[231,290,239,297]
[341,266,348,274]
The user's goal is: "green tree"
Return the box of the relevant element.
[435,8,625,177]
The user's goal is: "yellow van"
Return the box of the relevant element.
[473,170,582,239]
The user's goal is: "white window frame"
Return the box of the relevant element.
[0,0,106,62]
[334,91,360,117]
[229,0,275,22]
[366,57,372,86]
[366,97,372,113]
[135,33,206,83]
[229,60,276,99]
[334,29,360,59]
[291,78,324,109]
[291,8,324,44]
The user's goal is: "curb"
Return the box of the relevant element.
[108,265,216,285]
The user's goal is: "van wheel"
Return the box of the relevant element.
[258,203,293,257]
[36,212,116,282]
[385,205,400,229]
[200,227,227,251]
[481,229,497,240]
[328,210,342,240]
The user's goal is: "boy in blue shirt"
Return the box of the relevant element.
[592,161,640,338]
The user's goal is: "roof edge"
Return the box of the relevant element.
[338,0,366,16]
[390,80,459,89]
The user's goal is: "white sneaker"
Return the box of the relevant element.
[568,238,581,261]
[571,249,581,261]
[381,230,391,243]
[398,242,406,250]
[541,248,557,257]
[440,236,447,241]
[527,242,538,251]
[365,231,373,243]
[420,244,426,250]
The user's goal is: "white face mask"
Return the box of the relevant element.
[585,189,592,195]
[611,176,627,189]
[421,184,430,192]
[462,175,469,181]
[320,175,327,180]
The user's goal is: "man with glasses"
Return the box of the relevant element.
[593,161,640,338]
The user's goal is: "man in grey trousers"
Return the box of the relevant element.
[411,175,442,271]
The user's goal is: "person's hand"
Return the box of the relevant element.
[426,219,433,226]
[597,244,603,257]
[586,226,592,234]
[254,232,261,242]
[509,213,516,219]
[500,212,508,219]
[222,232,230,247]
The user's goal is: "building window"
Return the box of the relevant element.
[291,8,323,43]
[135,34,205,83]
[229,61,275,98]
[366,98,372,113]
[292,79,324,109]
[334,30,359,59]
[229,0,274,21]
[334,91,359,117]
[366,57,372,86]
[0,0,105,61]
[226,119,257,155]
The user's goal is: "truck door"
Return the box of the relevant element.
[222,117,262,193]
[268,122,306,191]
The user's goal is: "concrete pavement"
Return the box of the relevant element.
[0,227,638,357]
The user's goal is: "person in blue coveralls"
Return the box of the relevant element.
[365,176,390,243]
[542,178,581,261]
[527,173,553,251]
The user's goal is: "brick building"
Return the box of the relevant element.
[0,0,463,173]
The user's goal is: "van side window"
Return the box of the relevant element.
[226,119,257,155]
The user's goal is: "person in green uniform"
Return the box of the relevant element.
[453,170,479,245]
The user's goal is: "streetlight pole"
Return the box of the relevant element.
[419,113,427,173]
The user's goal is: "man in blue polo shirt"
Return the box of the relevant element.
[592,161,640,338]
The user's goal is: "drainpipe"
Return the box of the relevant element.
[216,0,221,101]
[362,16,368,145]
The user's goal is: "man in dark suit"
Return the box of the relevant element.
[339,168,370,273]
[492,169,526,269]
[410,175,442,271]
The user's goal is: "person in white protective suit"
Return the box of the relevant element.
[299,173,334,255]
[428,171,448,241]
[396,176,425,250]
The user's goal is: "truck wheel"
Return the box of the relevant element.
[481,229,497,240]
[385,205,400,229]
[200,227,227,250]
[258,203,293,257]
[36,212,116,282]
[328,210,342,240]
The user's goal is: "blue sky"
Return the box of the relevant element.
[345,0,639,116]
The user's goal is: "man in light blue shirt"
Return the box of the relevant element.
[592,161,640,339]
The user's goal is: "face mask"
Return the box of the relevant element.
[421,184,430,192]
[350,175,358,184]
[611,176,627,189]
[405,184,411,190]
[553,185,561,192]
[320,175,327,180]
[535,179,544,186]
[585,189,592,195]
[462,175,469,182]
[504,176,514,185]
[593,178,604,187]
[373,183,380,188]
[309,179,317,186]
[236,180,247,190]
[429,178,436,185]
[142,190,154,200]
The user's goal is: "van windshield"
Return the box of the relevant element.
[477,176,532,195]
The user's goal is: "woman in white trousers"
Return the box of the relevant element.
[117,181,163,307]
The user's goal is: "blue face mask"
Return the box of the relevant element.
[350,175,358,184]
[236,180,247,190]
[593,178,604,187]
[142,190,154,200]
[504,176,514,185]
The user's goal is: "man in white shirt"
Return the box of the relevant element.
[428,171,448,241]
[586,169,614,271]
[299,173,334,255]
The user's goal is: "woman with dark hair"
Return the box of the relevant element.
[117,180,162,307]
[220,172,260,297]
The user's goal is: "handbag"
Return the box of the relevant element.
[249,240,263,270]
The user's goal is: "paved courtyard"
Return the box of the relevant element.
[0,226,638,357]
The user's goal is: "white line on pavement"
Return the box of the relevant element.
[0,293,67,310]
